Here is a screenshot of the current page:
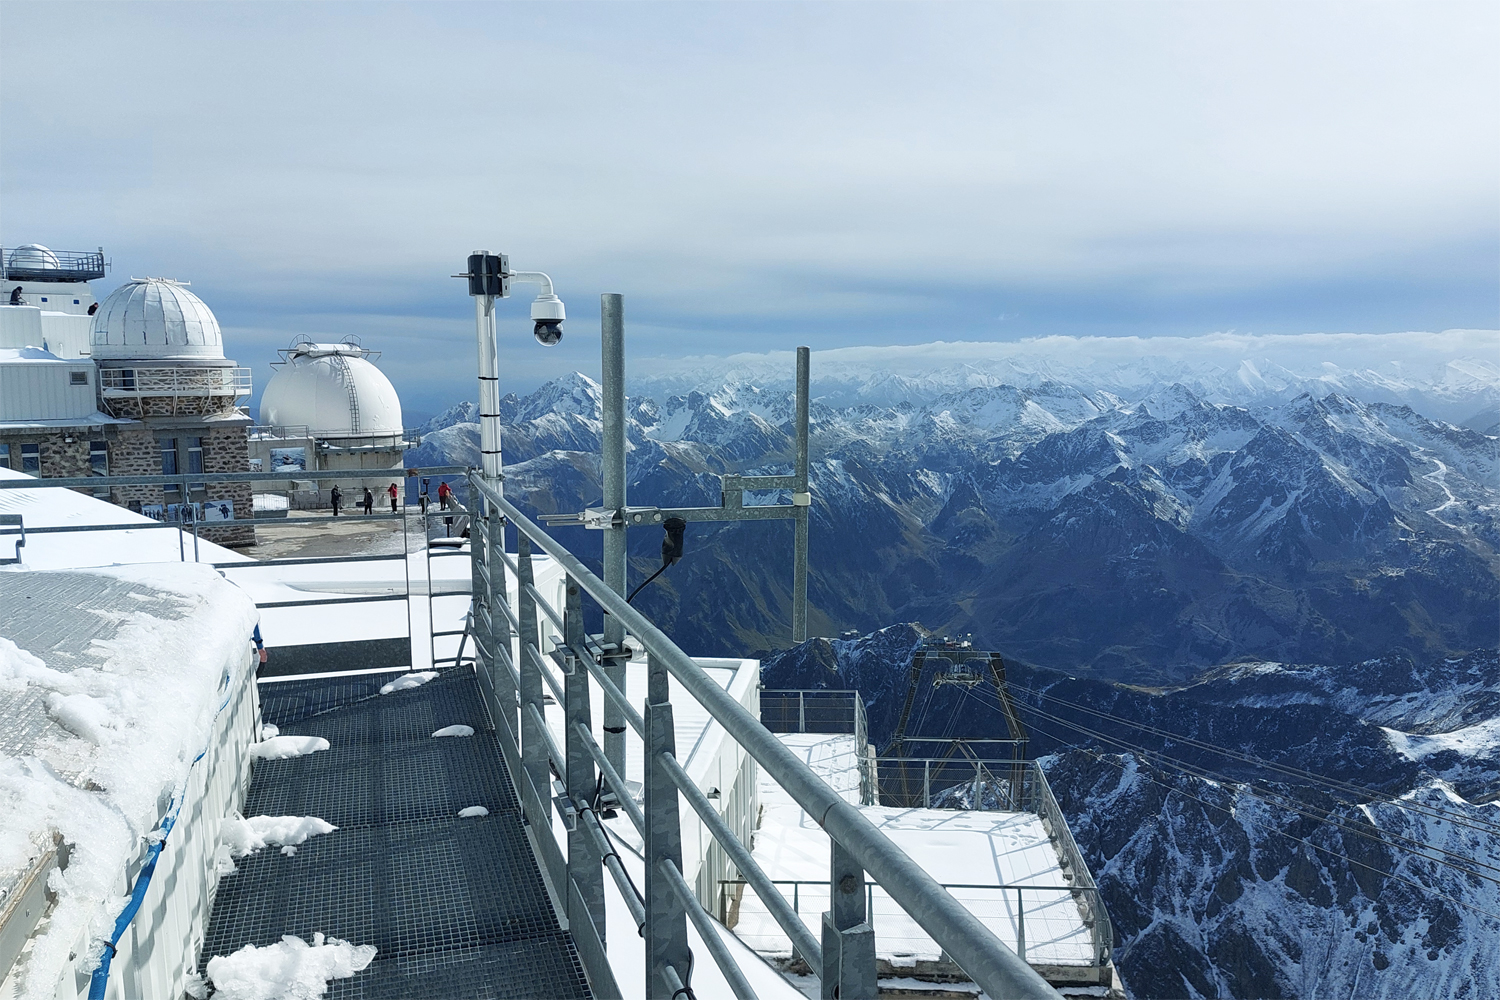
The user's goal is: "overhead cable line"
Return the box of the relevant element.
[984,690,1500,889]
[1013,681,1500,837]
[1003,704,1500,926]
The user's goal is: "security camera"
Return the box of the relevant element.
[530,288,565,346]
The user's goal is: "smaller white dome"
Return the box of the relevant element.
[91,277,224,360]
[260,343,403,437]
[8,244,61,270]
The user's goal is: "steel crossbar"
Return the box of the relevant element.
[466,472,1063,1000]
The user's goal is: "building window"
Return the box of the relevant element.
[0,444,9,469]
[70,370,88,386]
[186,437,205,493]
[21,443,40,475]
[73,299,80,304]
[159,437,179,494]
[91,441,109,496]
[40,297,47,302]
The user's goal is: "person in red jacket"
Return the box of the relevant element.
[387,482,399,513]
[437,481,453,510]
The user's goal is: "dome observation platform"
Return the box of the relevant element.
[88,278,250,419]
[251,340,413,503]
[2,244,107,284]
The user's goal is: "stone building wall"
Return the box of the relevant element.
[201,424,255,547]
[105,396,239,420]
[106,425,164,508]
[0,430,91,479]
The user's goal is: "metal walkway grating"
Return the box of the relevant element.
[202,668,591,998]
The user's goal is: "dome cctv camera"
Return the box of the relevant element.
[530,289,565,347]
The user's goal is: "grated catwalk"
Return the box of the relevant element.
[202,669,592,998]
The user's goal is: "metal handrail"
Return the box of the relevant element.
[469,473,1061,1000]
[98,366,252,396]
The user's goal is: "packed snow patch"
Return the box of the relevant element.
[457,805,489,818]
[380,671,438,695]
[251,735,330,759]
[205,933,376,1000]
[260,723,280,739]
[431,724,474,738]
[221,815,337,857]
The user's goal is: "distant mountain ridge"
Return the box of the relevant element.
[410,363,1498,680]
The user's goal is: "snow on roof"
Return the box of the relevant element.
[0,347,67,362]
[0,563,258,996]
[735,733,1096,969]
[0,467,249,570]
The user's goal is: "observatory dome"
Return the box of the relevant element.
[8,244,62,271]
[90,277,224,360]
[259,342,403,437]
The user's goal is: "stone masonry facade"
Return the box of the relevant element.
[3,414,256,548]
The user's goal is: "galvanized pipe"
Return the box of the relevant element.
[471,478,1061,1000]
[474,284,503,489]
[600,292,629,775]
[580,808,647,932]
[575,722,646,838]
[659,858,759,1000]
[660,752,822,971]
[793,345,810,643]
[579,653,647,738]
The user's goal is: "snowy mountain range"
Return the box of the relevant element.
[761,624,1500,1000]
[409,357,1497,680]
[406,353,1498,999]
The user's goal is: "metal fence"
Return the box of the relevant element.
[98,366,252,397]
[465,472,1063,1000]
[717,878,1109,969]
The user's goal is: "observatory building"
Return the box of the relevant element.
[1,247,254,545]
[252,339,413,501]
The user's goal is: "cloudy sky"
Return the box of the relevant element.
[2,1,1495,415]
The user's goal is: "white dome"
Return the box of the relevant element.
[260,343,403,437]
[91,277,223,360]
[8,244,61,270]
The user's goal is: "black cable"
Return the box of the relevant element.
[964,684,1500,889]
[1013,707,1500,925]
[1015,681,1500,836]
[627,562,671,604]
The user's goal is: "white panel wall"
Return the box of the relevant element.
[37,314,93,359]
[0,306,45,349]
[0,362,99,421]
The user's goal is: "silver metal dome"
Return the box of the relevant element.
[90,277,224,360]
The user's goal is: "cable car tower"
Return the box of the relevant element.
[880,635,1031,809]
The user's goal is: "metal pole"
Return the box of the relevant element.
[822,840,876,999]
[600,293,628,775]
[470,479,1064,1000]
[644,652,691,999]
[473,269,503,491]
[1016,888,1026,962]
[563,576,605,947]
[792,346,810,642]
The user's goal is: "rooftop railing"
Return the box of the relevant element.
[466,471,1065,1000]
[1,247,107,283]
[98,366,251,398]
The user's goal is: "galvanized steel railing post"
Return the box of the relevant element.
[793,345,810,643]
[486,502,515,743]
[822,840,876,999]
[644,652,691,999]
[518,537,550,829]
[563,576,606,947]
[600,293,630,775]
[1016,887,1026,962]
